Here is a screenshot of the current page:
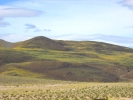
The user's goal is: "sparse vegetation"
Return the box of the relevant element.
[0,48,34,65]
[0,76,133,100]
[0,36,133,99]
[0,36,133,82]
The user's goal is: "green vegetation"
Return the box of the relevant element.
[0,48,34,65]
[0,36,133,82]
[0,36,133,99]
[17,36,68,50]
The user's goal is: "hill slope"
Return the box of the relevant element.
[60,40,133,52]
[16,36,68,50]
[0,39,17,48]
[0,36,133,82]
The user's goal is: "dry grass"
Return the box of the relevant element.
[0,76,133,100]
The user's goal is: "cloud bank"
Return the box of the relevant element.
[0,6,43,28]
[0,6,43,18]
[25,24,51,32]
[0,21,10,27]
[25,24,36,29]
[119,0,133,10]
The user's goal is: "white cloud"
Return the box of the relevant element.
[24,23,51,33]
[123,0,133,5]
[0,6,43,18]
[119,0,133,10]
[25,24,36,29]
[128,25,133,28]
[0,21,10,27]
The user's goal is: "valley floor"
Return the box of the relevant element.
[0,76,133,100]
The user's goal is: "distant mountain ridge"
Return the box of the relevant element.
[1,36,133,50]
[53,34,133,48]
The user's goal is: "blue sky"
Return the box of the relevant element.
[0,0,133,48]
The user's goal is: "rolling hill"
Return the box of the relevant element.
[16,36,68,50]
[0,36,133,82]
[0,39,17,48]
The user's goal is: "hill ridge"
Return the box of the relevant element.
[16,36,68,50]
[1,36,133,51]
[0,39,16,48]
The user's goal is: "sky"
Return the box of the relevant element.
[0,0,133,48]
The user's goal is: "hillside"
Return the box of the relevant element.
[59,40,133,52]
[0,36,133,82]
[16,36,68,50]
[0,39,17,48]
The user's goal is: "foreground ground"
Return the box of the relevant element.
[0,76,133,100]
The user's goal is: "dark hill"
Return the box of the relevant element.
[61,41,133,52]
[17,36,68,50]
[1,61,119,82]
[0,39,16,48]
